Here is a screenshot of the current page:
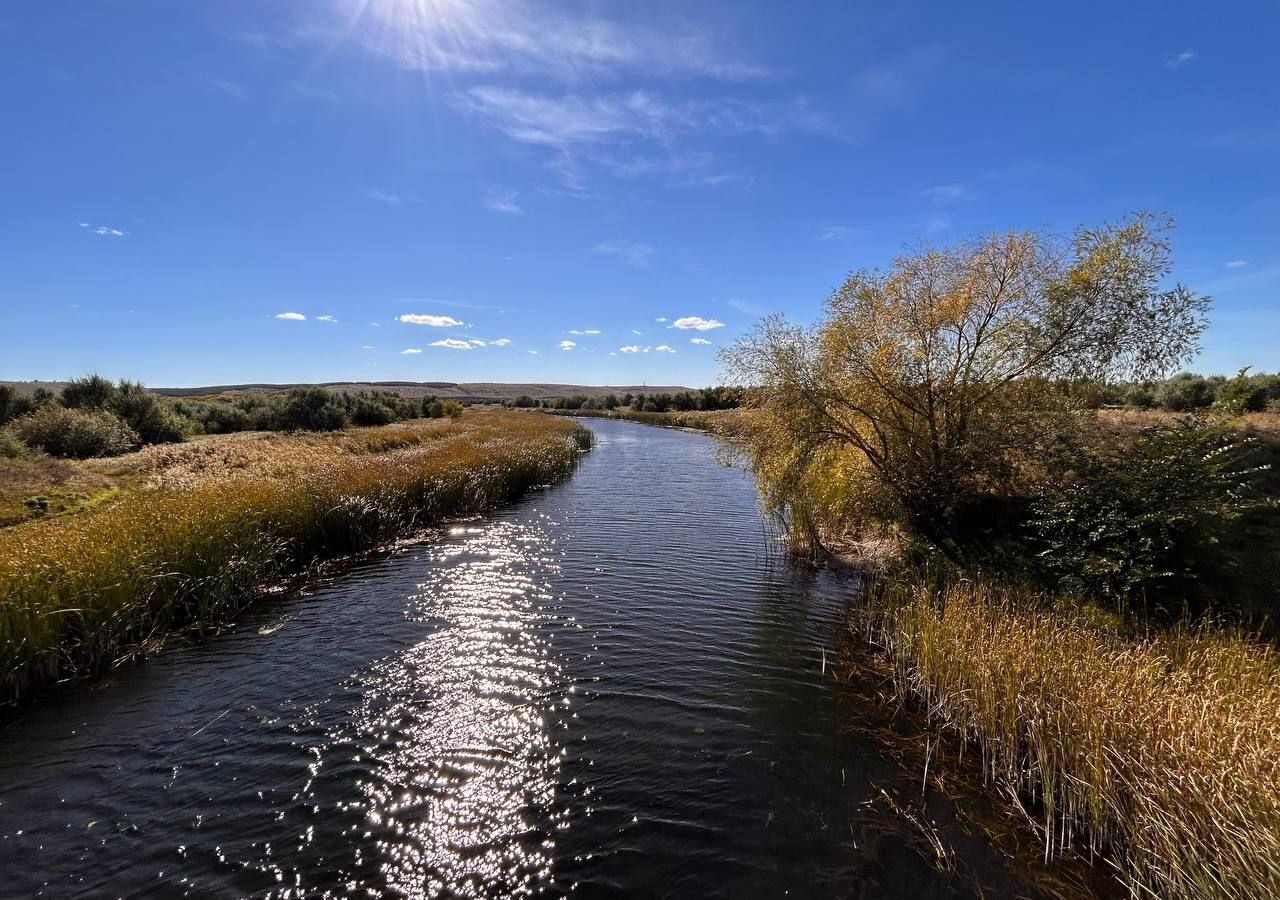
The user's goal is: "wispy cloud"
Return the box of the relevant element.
[401,347,422,354]
[399,313,464,327]
[353,0,769,83]
[655,317,668,323]
[816,225,860,242]
[492,337,512,346]
[690,337,712,345]
[316,314,338,322]
[671,315,724,331]
[595,240,654,266]
[631,329,644,335]
[431,338,473,350]
[363,187,407,205]
[727,298,768,317]
[1226,259,1249,268]
[202,75,246,98]
[482,185,524,215]
[620,345,642,353]
[921,182,971,203]
[468,339,487,347]
[568,328,601,335]
[79,222,126,237]
[1165,49,1197,70]
[655,345,675,353]
[559,339,576,350]
[275,312,306,321]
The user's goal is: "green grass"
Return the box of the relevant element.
[0,411,592,707]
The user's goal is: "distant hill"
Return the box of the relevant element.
[2,380,695,402]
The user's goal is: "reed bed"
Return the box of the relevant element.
[0,411,592,706]
[868,579,1280,900]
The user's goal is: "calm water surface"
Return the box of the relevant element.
[0,420,1033,898]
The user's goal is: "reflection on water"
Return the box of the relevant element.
[0,419,1046,899]
[345,523,566,898]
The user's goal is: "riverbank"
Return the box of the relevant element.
[0,411,591,707]
[547,406,741,434]
[857,578,1280,900]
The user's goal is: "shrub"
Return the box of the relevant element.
[0,430,28,458]
[280,388,348,431]
[60,374,118,410]
[424,399,445,419]
[111,380,185,443]
[441,400,464,419]
[1027,417,1263,611]
[1216,367,1271,414]
[10,406,141,458]
[0,385,54,426]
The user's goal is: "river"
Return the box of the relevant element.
[0,419,1055,898]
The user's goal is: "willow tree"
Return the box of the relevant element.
[723,213,1209,546]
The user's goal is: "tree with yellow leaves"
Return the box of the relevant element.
[723,212,1209,547]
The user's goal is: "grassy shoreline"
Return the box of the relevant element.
[0,411,591,707]
[853,577,1280,900]
[547,406,735,433]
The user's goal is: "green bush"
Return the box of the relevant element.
[10,406,141,458]
[1027,417,1263,612]
[60,374,118,410]
[111,380,186,443]
[0,385,54,426]
[424,399,445,419]
[281,388,349,431]
[0,430,28,458]
[441,400,464,419]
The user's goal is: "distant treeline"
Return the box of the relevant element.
[0,375,464,459]
[1076,369,1280,413]
[505,386,746,413]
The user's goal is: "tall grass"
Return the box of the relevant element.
[0,411,592,706]
[867,579,1280,900]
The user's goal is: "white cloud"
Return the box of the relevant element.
[355,0,769,83]
[655,345,675,353]
[921,183,971,203]
[594,240,654,266]
[1165,49,1197,69]
[816,225,859,242]
[728,298,768,317]
[482,185,524,215]
[620,345,642,353]
[671,316,724,331]
[492,337,512,346]
[401,347,422,354]
[631,329,644,335]
[275,312,306,321]
[559,339,576,350]
[203,75,246,98]
[316,314,338,322]
[528,350,540,355]
[79,222,126,237]
[655,316,667,323]
[432,338,474,350]
[398,314,464,327]
[362,187,405,205]
[468,339,487,346]
[1226,259,1249,268]
[361,345,375,350]
[568,328,602,335]
[690,337,712,345]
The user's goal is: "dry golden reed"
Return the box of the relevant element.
[873,580,1280,900]
[0,411,591,706]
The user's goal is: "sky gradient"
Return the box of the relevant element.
[2,1,1277,387]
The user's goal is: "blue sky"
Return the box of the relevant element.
[1,1,1277,387]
